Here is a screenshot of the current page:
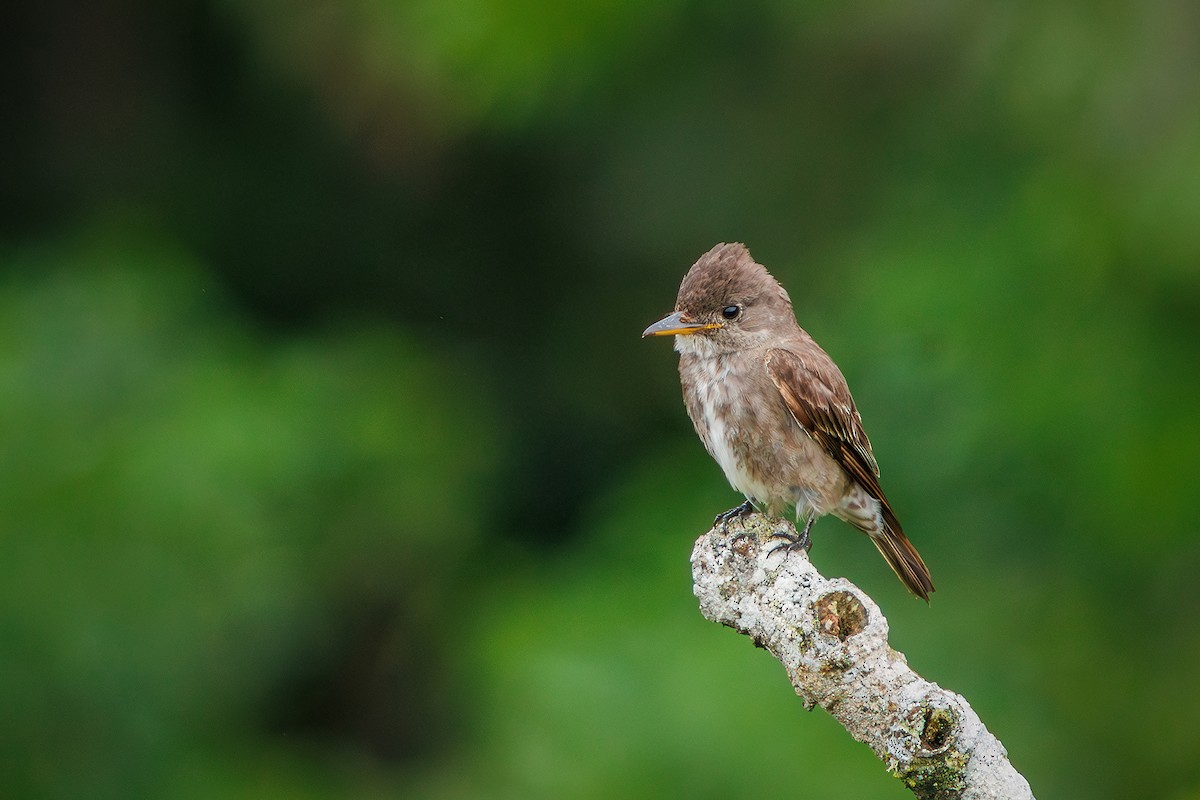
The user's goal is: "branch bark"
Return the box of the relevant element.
[691,512,1034,800]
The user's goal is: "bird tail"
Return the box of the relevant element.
[870,505,935,601]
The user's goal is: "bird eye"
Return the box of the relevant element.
[721,305,740,320]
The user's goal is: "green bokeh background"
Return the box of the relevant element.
[4,2,1200,798]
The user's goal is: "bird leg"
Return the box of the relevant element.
[770,509,816,554]
[713,499,755,526]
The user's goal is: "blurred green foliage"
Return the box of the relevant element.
[4,1,1200,798]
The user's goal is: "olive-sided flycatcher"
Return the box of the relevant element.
[642,242,934,600]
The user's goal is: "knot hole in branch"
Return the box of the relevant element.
[920,706,956,755]
[815,590,867,641]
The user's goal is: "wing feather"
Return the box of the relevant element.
[765,347,884,503]
[765,347,934,601]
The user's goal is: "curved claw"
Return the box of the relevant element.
[767,527,812,555]
[767,510,817,554]
[713,500,754,526]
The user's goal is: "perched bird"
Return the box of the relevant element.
[642,243,934,600]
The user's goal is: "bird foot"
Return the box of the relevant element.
[767,527,812,555]
[713,500,754,526]
[768,513,815,555]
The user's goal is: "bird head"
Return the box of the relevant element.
[642,242,795,355]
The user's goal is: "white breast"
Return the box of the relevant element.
[690,356,774,504]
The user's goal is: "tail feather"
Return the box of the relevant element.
[871,505,934,601]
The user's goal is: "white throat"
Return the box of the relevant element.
[674,332,724,358]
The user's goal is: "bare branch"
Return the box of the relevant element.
[691,513,1034,800]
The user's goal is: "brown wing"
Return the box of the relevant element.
[765,347,884,503]
[766,347,935,600]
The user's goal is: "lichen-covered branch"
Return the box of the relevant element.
[691,513,1034,800]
